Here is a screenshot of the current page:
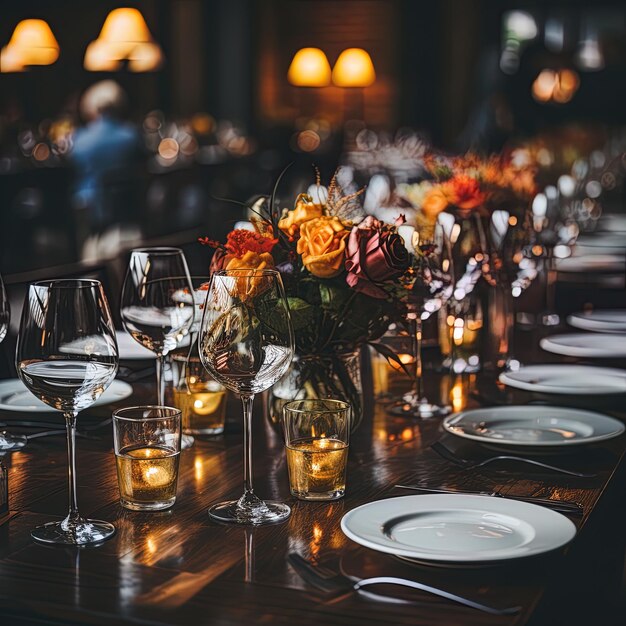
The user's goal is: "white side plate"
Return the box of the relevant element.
[540,333,626,358]
[442,405,624,447]
[0,379,132,413]
[499,364,626,395]
[568,310,626,333]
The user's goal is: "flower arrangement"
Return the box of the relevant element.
[397,151,537,228]
[200,171,423,359]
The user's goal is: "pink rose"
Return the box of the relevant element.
[345,217,410,299]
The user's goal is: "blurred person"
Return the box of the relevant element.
[70,80,143,260]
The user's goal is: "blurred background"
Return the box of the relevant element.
[1,0,626,278]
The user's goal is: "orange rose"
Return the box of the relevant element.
[225,251,275,299]
[297,216,348,278]
[447,174,487,210]
[278,194,324,237]
[421,184,451,221]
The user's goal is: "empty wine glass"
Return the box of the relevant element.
[0,272,28,452]
[16,279,118,545]
[199,269,294,525]
[389,221,453,419]
[120,247,195,406]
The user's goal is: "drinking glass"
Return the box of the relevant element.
[389,221,453,418]
[283,399,350,501]
[113,406,181,511]
[16,279,118,545]
[120,247,195,406]
[0,273,28,452]
[198,269,294,524]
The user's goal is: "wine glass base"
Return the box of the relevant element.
[388,397,451,419]
[0,433,27,452]
[31,519,116,546]
[208,499,291,526]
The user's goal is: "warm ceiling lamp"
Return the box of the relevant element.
[84,7,163,72]
[1,19,59,72]
[332,48,376,87]
[287,47,331,86]
[532,68,580,104]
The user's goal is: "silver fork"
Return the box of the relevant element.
[288,553,521,616]
[431,440,596,478]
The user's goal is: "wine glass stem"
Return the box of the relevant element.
[408,314,423,402]
[64,412,81,527]
[242,394,255,497]
[156,355,166,405]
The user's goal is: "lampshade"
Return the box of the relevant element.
[0,45,25,73]
[98,8,154,59]
[84,7,163,72]
[287,47,331,87]
[83,40,122,72]
[5,19,59,66]
[127,42,164,72]
[332,48,376,87]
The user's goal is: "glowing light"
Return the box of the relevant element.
[158,138,179,160]
[332,48,376,87]
[532,68,579,104]
[508,216,518,226]
[2,19,59,70]
[128,42,163,72]
[32,143,50,161]
[558,175,576,197]
[296,130,321,152]
[100,8,152,57]
[287,48,331,86]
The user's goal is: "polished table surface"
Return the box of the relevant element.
[0,351,625,626]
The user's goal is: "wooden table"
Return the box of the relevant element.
[0,356,625,626]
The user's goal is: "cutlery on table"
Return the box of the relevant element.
[430,440,596,478]
[0,429,93,446]
[393,485,583,516]
[288,553,520,616]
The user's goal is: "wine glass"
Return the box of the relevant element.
[198,268,294,525]
[16,279,118,545]
[0,272,28,452]
[389,221,453,418]
[120,247,195,407]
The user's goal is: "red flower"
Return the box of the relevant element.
[447,175,486,210]
[225,229,278,258]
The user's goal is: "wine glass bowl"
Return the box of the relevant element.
[16,279,119,545]
[120,247,195,405]
[199,268,294,524]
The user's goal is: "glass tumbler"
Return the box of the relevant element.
[113,406,182,511]
[283,399,350,501]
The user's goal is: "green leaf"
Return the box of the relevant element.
[287,297,316,330]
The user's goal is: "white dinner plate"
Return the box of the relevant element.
[0,379,133,413]
[568,310,626,333]
[540,333,626,358]
[499,364,626,395]
[116,331,156,360]
[442,405,624,447]
[341,495,576,563]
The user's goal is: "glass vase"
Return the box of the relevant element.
[266,350,363,434]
